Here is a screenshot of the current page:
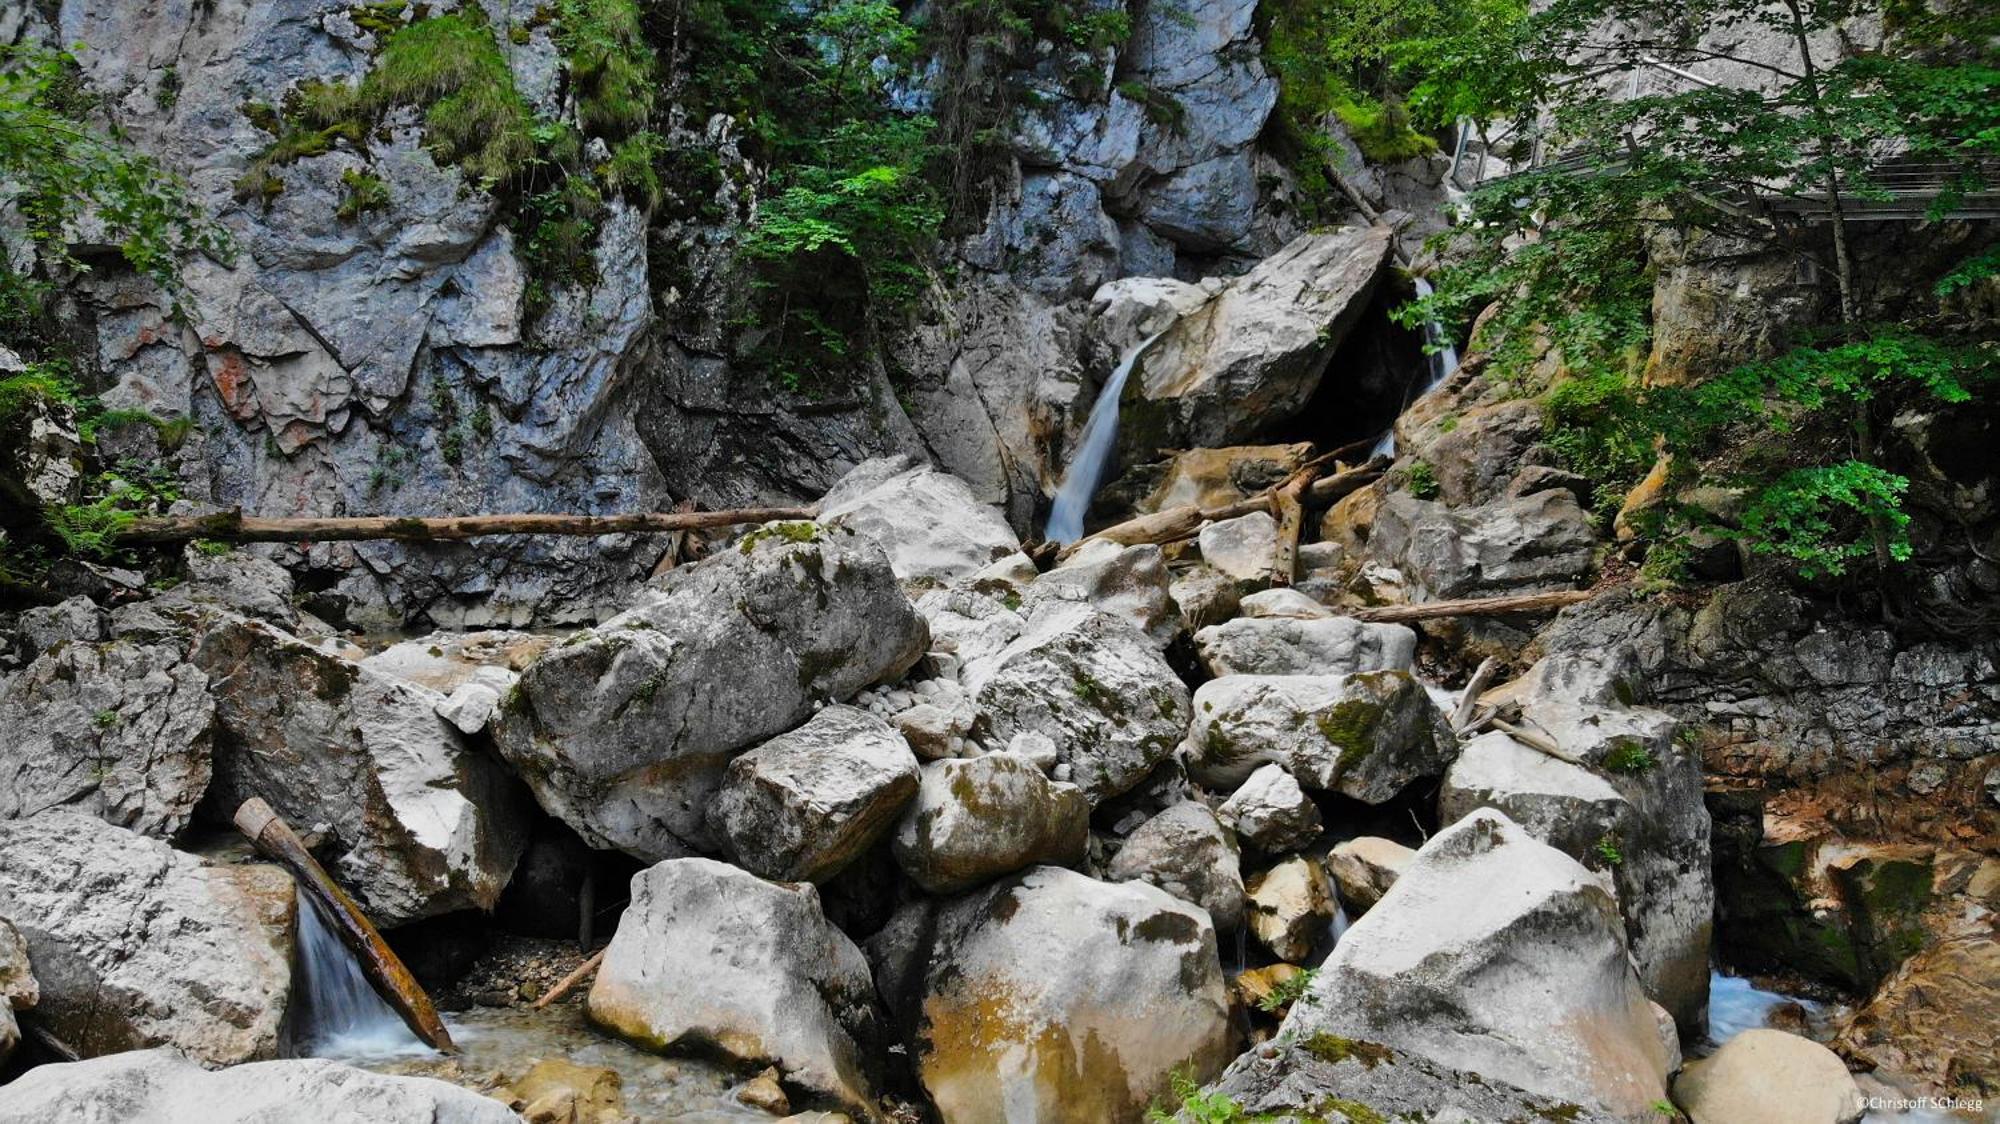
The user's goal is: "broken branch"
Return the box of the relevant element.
[115,506,819,545]
[531,948,608,1011]
[1349,589,1592,624]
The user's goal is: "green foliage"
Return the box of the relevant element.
[555,0,656,139]
[1146,1069,1276,1124]
[1739,462,1913,577]
[46,459,182,561]
[1593,835,1625,868]
[1256,968,1318,1013]
[1601,740,1657,774]
[1402,459,1439,499]
[335,168,390,220]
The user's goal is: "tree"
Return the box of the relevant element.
[1401,0,1999,588]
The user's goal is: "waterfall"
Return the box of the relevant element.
[290,887,424,1058]
[1045,330,1168,544]
[1372,277,1461,458]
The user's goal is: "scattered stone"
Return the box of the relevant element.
[0,1048,520,1122]
[1002,730,1060,773]
[1183,672,1456,801]
[1244,855,1334,962]
[876,866,1233,1123]
[735,1067,792,1116]
[1284,809,1675,1118]
[965,601,1190,804]
[506,1058,626,1124]
[588,859,883,1116]
[0,812,293,1065]
[1193,615,1416,676]
[1105,801,1246,932]
[888,681,981,761]
[1216,764,1323,853]
[708,705,920,884]
[1196,511,1279,585]
[1324,836,1414,914]
[892,755,1089,894]
[1673,1029,1864,1124]
[1168,564,1243,631]
[494,522,927,860]
[818,456,1021,585]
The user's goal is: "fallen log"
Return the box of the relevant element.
[1491,718,1588,767]
[233,798,457,1054]
[115,505,818,545]
[530,948,607,1011]
[1055,460,1385,561]
[1349,588,1593,624]
[1269,470,1314,587]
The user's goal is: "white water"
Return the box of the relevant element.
[1372,277,1461,459]
[1705,969,1821,1049]
[1045,330,1168,544]
[291,887,426,1058]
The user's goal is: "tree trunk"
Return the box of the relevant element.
[115,506,817,545]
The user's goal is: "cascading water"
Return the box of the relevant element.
[1372,277,1461,459]
[289,887,425,1058]
[1045,330,1168,544]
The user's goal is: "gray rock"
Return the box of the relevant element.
[1364,489,1597,601]
[1193,615,1417,677]
[1004,730,1061,772]
[1672,1029,1865,1124]
[1245,854,1334,962]
[195,617,529,925]
[1238,588,1333,619]
[1217,764,1323,854]
[1196,511,1280,586]
[587,859,883,1116]
[0,813,294,1065]
[1324,836,1414,914]
[1105,801,1246,932]
[1280,809,1675,1119]
[0,1048,519,1123]
[1168,564,1243,631]
[890,694,980,762]
[493,522,927,860]
[819,456,1021,586]
[1124,228,1393,452]
[1184,672,1456,800]
[914,583,1028,670]
[892,755,1090,894]
[1028,541,1179,647]
[875,866,1234,1123]
[0,598,213,839]
[708,706,920,884]
[964,601,1190,804]
[0,918,32,1067]
[0,392,80,512]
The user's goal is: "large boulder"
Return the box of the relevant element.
[875,866,1233,1123]
[0,1048,519,1123]
[964,601,1190,804]
[0,597,213,839]
[1183,672,1455,800]
[195,617,530,925]
[707,705,920,884]
[892,755,1090,894]
[1833,931,2000,1095]
[1120,228,1393,453]
[1245,854,1336,963]
[1281,809,1676,1119]
[493,521,928,860]
[1105,801,1246,932]
[0,813,294,1065]
[1026,541,1179,647]
[1216,763,1323,854]
[818,456,1021,586]
[1673,1029,1864,1124]
[1193,615,1416,677]
[1364,488,1597,601]
[1195,511,1280,586]
[587,859,883,1116]
[0,918,32,1067]
[1138,443,1316,513]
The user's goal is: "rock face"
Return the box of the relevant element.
[1833,932,2000,1095]
[0,1049,521,1123]
[1105,801,1246,932]
[818,457,1022,586]
[1674,1030,1865,1124]
[892,755,1090,894]
[196,616,530,925]
[1183,672,1455,799]
[1193,615,1417,677]
[0,918,33,1067]
[1121,228,1394,453]
[1282,809,1675,1119]
[964,601,1190,804]
[1216,764,1323,853]
[1364,489,1597,600]
[494,522,928,859]
[587,859,883,1116]
[0,597,214,839]
[707,705,920,884]
[877,866,1233,1124]
[0,813,294,1065]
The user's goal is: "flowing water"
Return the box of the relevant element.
[1045,330,1168,544]
[1372,277,1461,459]
[289,887,426,1057]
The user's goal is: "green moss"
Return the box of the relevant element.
[1300,1033,1395,1070]
[1601,738,1656,773]
[1315,698,1385,773]
[1534,1105,1584,1123]
[335,168,390,220]
[738,520,823,554]
[1319,1097,1388,1124]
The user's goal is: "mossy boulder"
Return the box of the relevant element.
[1184,671,1454,802]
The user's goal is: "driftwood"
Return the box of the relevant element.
[1349,589,1592,624]
[531,948,607,1011]
[1268,463,1319,587]
[1056,459,1386,561]
[116,506,818,545]
[233,798,457,1054]
[1451,657,1502,734]
[1491,718,1588,767]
